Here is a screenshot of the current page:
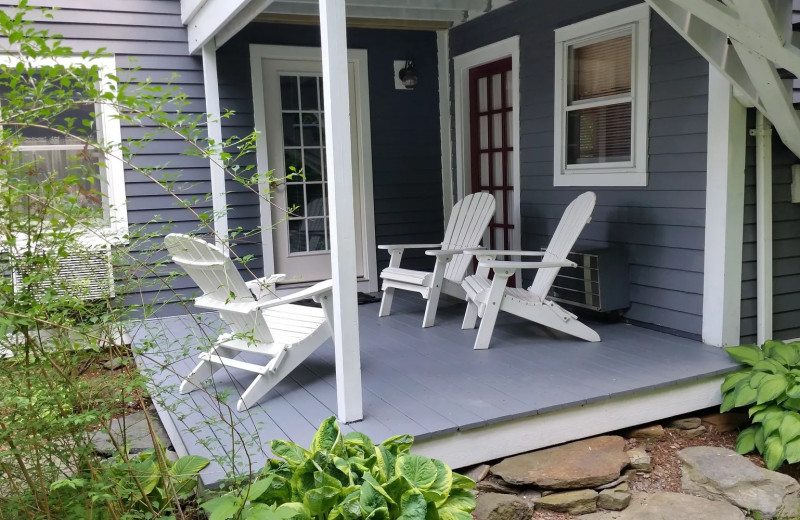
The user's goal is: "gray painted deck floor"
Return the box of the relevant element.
[132,292,740,485]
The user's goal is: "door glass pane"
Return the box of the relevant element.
[279,73,329,255]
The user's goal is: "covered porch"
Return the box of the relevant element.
[133,292,739,486]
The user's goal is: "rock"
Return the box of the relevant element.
[626,425,664,440]
[477,475,521,494]
[463,463,490,483]
[535,489,598,515]
[669,417,702,430]
[701,412,748,432]
[474,493,531,520]
[597,484,631,511]
[582,492,745,520]
[679,446,800,519]
[678,425,706,438]
[595,473,629,490]
[90,410,171,456]
[627,448,651,472]
[103,357,125,370]
[491,436,629,489]
[518,489,542,506]
[165,449,179,463]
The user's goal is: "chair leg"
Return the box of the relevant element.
[179,346,235,394]
[474,302,501,350]
[379,287,395,317]
[422,287,442,328]
[462,301,479,330]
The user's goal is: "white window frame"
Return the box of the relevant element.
[0,55,127,243]
[553,4,650,187]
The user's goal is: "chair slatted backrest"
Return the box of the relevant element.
[442,192,496,282]
[528,192,596,299]
[164,234,274,344]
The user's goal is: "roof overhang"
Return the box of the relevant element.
[182,0,509,53]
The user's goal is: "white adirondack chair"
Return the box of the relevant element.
[461,192,599,349]
[378,192,495,327]
[164,233,334,411]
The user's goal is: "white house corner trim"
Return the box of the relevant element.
[452,35,521,251]
[702,66,745,347]
[201,43,229,250]
[438,30,454,224]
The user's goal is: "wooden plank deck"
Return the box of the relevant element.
[131,292,740,486]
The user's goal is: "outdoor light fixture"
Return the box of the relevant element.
[398,60,418,89]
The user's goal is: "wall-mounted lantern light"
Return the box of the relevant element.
[398,60,418,89]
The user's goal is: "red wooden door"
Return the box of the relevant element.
[469,57,514,253]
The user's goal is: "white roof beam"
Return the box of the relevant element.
[647,0,763,110]
[728,0,788,46]
[215,0,276,50]
[287,0,485,8]
[663,0,800,78]
[266,1,467,22]
[185,0,276,54]
[182,0,207,24]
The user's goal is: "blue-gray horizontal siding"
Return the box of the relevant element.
[450,2,709,338]
[0,1,262,314]
[217,23,444,273]
[741,109,800,343]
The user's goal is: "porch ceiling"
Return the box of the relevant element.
[183,0,499,53]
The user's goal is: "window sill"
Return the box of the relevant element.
[553,170,648,187]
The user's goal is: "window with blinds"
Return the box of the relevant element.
[553,5,649,187]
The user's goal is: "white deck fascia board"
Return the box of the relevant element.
[702,66,745,348]
[319,0,364,423]
[284,0,484,7]
[412,376,725,469]
[266,2,465,22]
[201,43,229,250]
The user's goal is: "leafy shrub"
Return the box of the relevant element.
[721,341,800,469]
[201,417,476,520]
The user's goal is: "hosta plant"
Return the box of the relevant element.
[201,416,476,520]
[721,340,800,469]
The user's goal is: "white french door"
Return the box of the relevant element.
[252,46,376,287]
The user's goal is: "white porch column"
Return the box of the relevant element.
[201,42,229,250]
[318,0,363,422]
[702,66,746,347]
[754,111,774,344]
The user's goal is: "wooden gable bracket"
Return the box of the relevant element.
[647,0,800,158]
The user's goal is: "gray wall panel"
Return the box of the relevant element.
[450,1,709,337]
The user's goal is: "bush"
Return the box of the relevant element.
[201,417,477,520]
[721,340,800,469]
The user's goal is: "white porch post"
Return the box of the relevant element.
[201,42,229,250]
[702,66,745,347]
[318,0,363,422]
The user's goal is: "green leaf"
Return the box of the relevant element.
[170,455,209,479]
[450,473,476,490]
[779,413,800,443]
[785,437,800,464]
[763,411,784,438]
[764,435,786,470]
[303,486,340,517]
[396,455,437,490]
[383,475,413,505]
[720,391,736,413]
[365,507,390,520]
[272,440,310,467]
[202,496,243,520]
[438,509,473,520]
[733,382,758,408]
[752,405,784,423]
[757,374,789,404]
[782,398,800,411]
[753,359,788,375]
[442,489,476,512]
[380,434,414,456]
[721,370,750,393]
[726,344,764,365]
[311,416,344,456]
[786,383,800,399]
[763,340,784,358]
[246,476,277,502]
[427,460,453,504]
[398,490,427,520]
[769,342,799,366]
[755,425,767,454]
[360,481,388,515]
[275,502,312,520]
[374,445,397,482]
[749,371,769,389]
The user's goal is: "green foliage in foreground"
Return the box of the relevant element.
[721,340,800,470]
[201,417,476,520]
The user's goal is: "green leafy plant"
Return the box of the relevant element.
[201,417,477,520]
[721,340,800,469]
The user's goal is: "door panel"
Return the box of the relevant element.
[262,58,365,283]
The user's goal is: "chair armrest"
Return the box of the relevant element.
[425,248,469,257]
[478,259,576,272]
[378,243,442,253]
[253,279,334,310]
[246,274,286,300]
[465,249,546,257]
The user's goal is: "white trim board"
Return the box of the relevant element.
[452,35,521,256]
[201,43,229,251]
[701,66,745,347]
[412,375,725,469]
[249,44,378,292]
[438,30,454,224]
